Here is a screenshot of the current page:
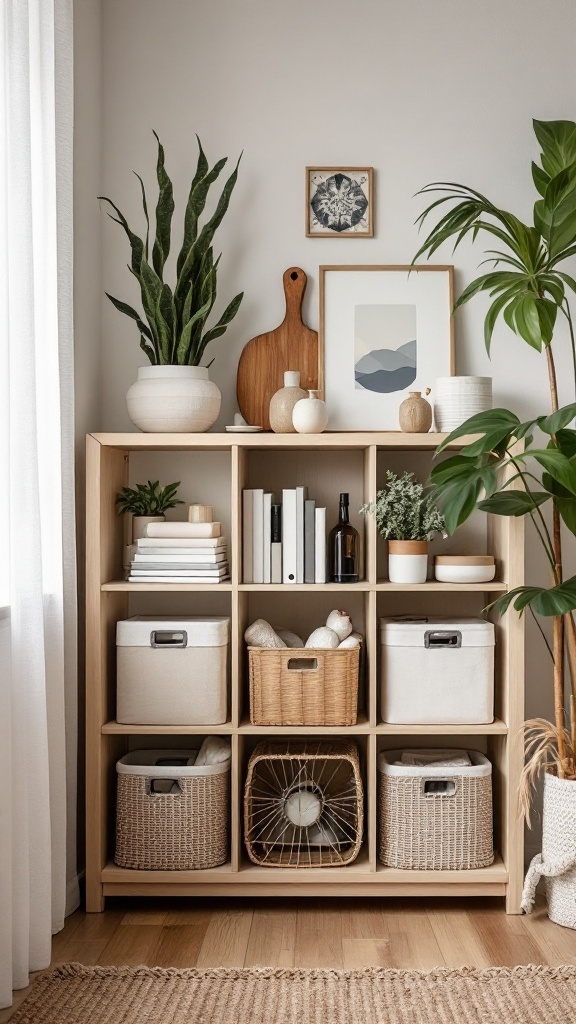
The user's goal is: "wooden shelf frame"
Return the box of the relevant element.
[86,432,524,913]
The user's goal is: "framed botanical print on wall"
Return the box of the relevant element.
[307,168,374,237]
[319,265,454,430]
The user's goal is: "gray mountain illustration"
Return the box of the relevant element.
[355,340,417,393]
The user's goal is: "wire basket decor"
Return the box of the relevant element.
[244,741,363,868]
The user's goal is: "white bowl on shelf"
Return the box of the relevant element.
[434,555,496,584]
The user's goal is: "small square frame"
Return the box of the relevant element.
[306,167,374,238]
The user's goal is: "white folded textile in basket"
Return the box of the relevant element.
[395,749,472,768]
[195,736,231,766]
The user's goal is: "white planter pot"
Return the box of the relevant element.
[126,365,221,433]
[522,771,576,928]
[387,540,428,584]
[131,516,165,542]
[434,376,492,432]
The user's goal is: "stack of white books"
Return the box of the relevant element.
[129,521,230,583]
[242,487,326,584]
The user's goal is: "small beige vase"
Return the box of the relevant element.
[269,371,307,433]
[399,389,432,433]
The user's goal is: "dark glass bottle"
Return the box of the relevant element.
[328,493,359,583]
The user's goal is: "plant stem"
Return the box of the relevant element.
[530,607,554,661]
[562,301,576,402]
[546,345,567,773]
[507,456,556,569]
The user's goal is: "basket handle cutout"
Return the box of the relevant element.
[424,630,461,649]
[149,778,182,795]
[424,780,456,797]
[150,629,188,648]
[287,657,318,671]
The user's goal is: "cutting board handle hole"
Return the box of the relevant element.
[290,271,298,280]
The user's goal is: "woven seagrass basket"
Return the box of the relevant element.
[115,749,229,870]
[378,749,494,870]
[248,645,360,726]
[244,740,364,867]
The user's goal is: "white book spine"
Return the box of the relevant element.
[243,490,254,583]
[144,521,221,538]
[263,493,272,584]
[314,507,327,584]
[295,486,306,584]
[137,536,225,549]
[271,543,282,584]
[282,489,297,584]
[252,489,264,584]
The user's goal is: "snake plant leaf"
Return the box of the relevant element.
[98,196,144,273]
[200,291,244,350]
[176,297,213,363]
[477,490,551,516]
[151,132,175,279]
[436,408,520,454]
[139,334,157,364]
[176,154,228,278]
[105,293,155,343]
[133,172,150,260]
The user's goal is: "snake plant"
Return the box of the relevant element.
[99,134,243,366]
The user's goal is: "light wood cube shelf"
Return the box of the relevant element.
[85,432,524,912]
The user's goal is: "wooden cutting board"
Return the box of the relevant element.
[236,267,319,429]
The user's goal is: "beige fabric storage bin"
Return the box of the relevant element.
[380,616,494,724]
[378,749,494,870]
[115,749,230,870]
[116,616,229,725]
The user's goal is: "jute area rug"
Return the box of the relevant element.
[11,962,576,1024]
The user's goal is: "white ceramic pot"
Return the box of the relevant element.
[126,365,221,433]
[292,390,329,433]
[388,540,429,584]
[434,376,492,432]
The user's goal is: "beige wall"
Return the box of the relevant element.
[75,0,576,854]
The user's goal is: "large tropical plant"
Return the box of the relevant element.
[414,119,576,811]
[99,134,243,366]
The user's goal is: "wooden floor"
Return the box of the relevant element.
[3,896,576,1019]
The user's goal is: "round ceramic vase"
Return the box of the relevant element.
[292,390,329,433]
[434,554,496,584]
[388,540,429,584]
[398,391,432,433]
[269,371,307,433]
[126,365,222,433]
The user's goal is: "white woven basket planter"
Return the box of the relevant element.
[522,771,576,929]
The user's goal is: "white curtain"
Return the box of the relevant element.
[0,0,77,1008]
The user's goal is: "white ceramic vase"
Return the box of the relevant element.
[126,365,221,433]
[292,390,329,433]
[388,540,429,584]
[269,371,307,433]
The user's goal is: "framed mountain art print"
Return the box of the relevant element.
[319,265,454,430]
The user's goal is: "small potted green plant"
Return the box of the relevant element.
[361,471,445,583]
[100,134,243,433]
[116,480,184,541]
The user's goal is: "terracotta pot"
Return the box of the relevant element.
[388,539,428,584]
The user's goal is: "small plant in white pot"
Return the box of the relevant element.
[115,480,184,541]
[100,134,243,432]
[361,471,445,583]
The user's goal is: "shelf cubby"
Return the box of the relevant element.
[86,432,524,913]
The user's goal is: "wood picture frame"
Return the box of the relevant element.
[306,167,374,237]
[319,265,455,430]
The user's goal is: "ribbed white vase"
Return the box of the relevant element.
[434,376,492,432]
[126,365,221,433]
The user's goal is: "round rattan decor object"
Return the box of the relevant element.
[244,741,364,868]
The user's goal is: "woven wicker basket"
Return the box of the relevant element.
[248,645,360,726]
[378,749,494,870]
[244,740,364,867]
[115,749,229,870]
